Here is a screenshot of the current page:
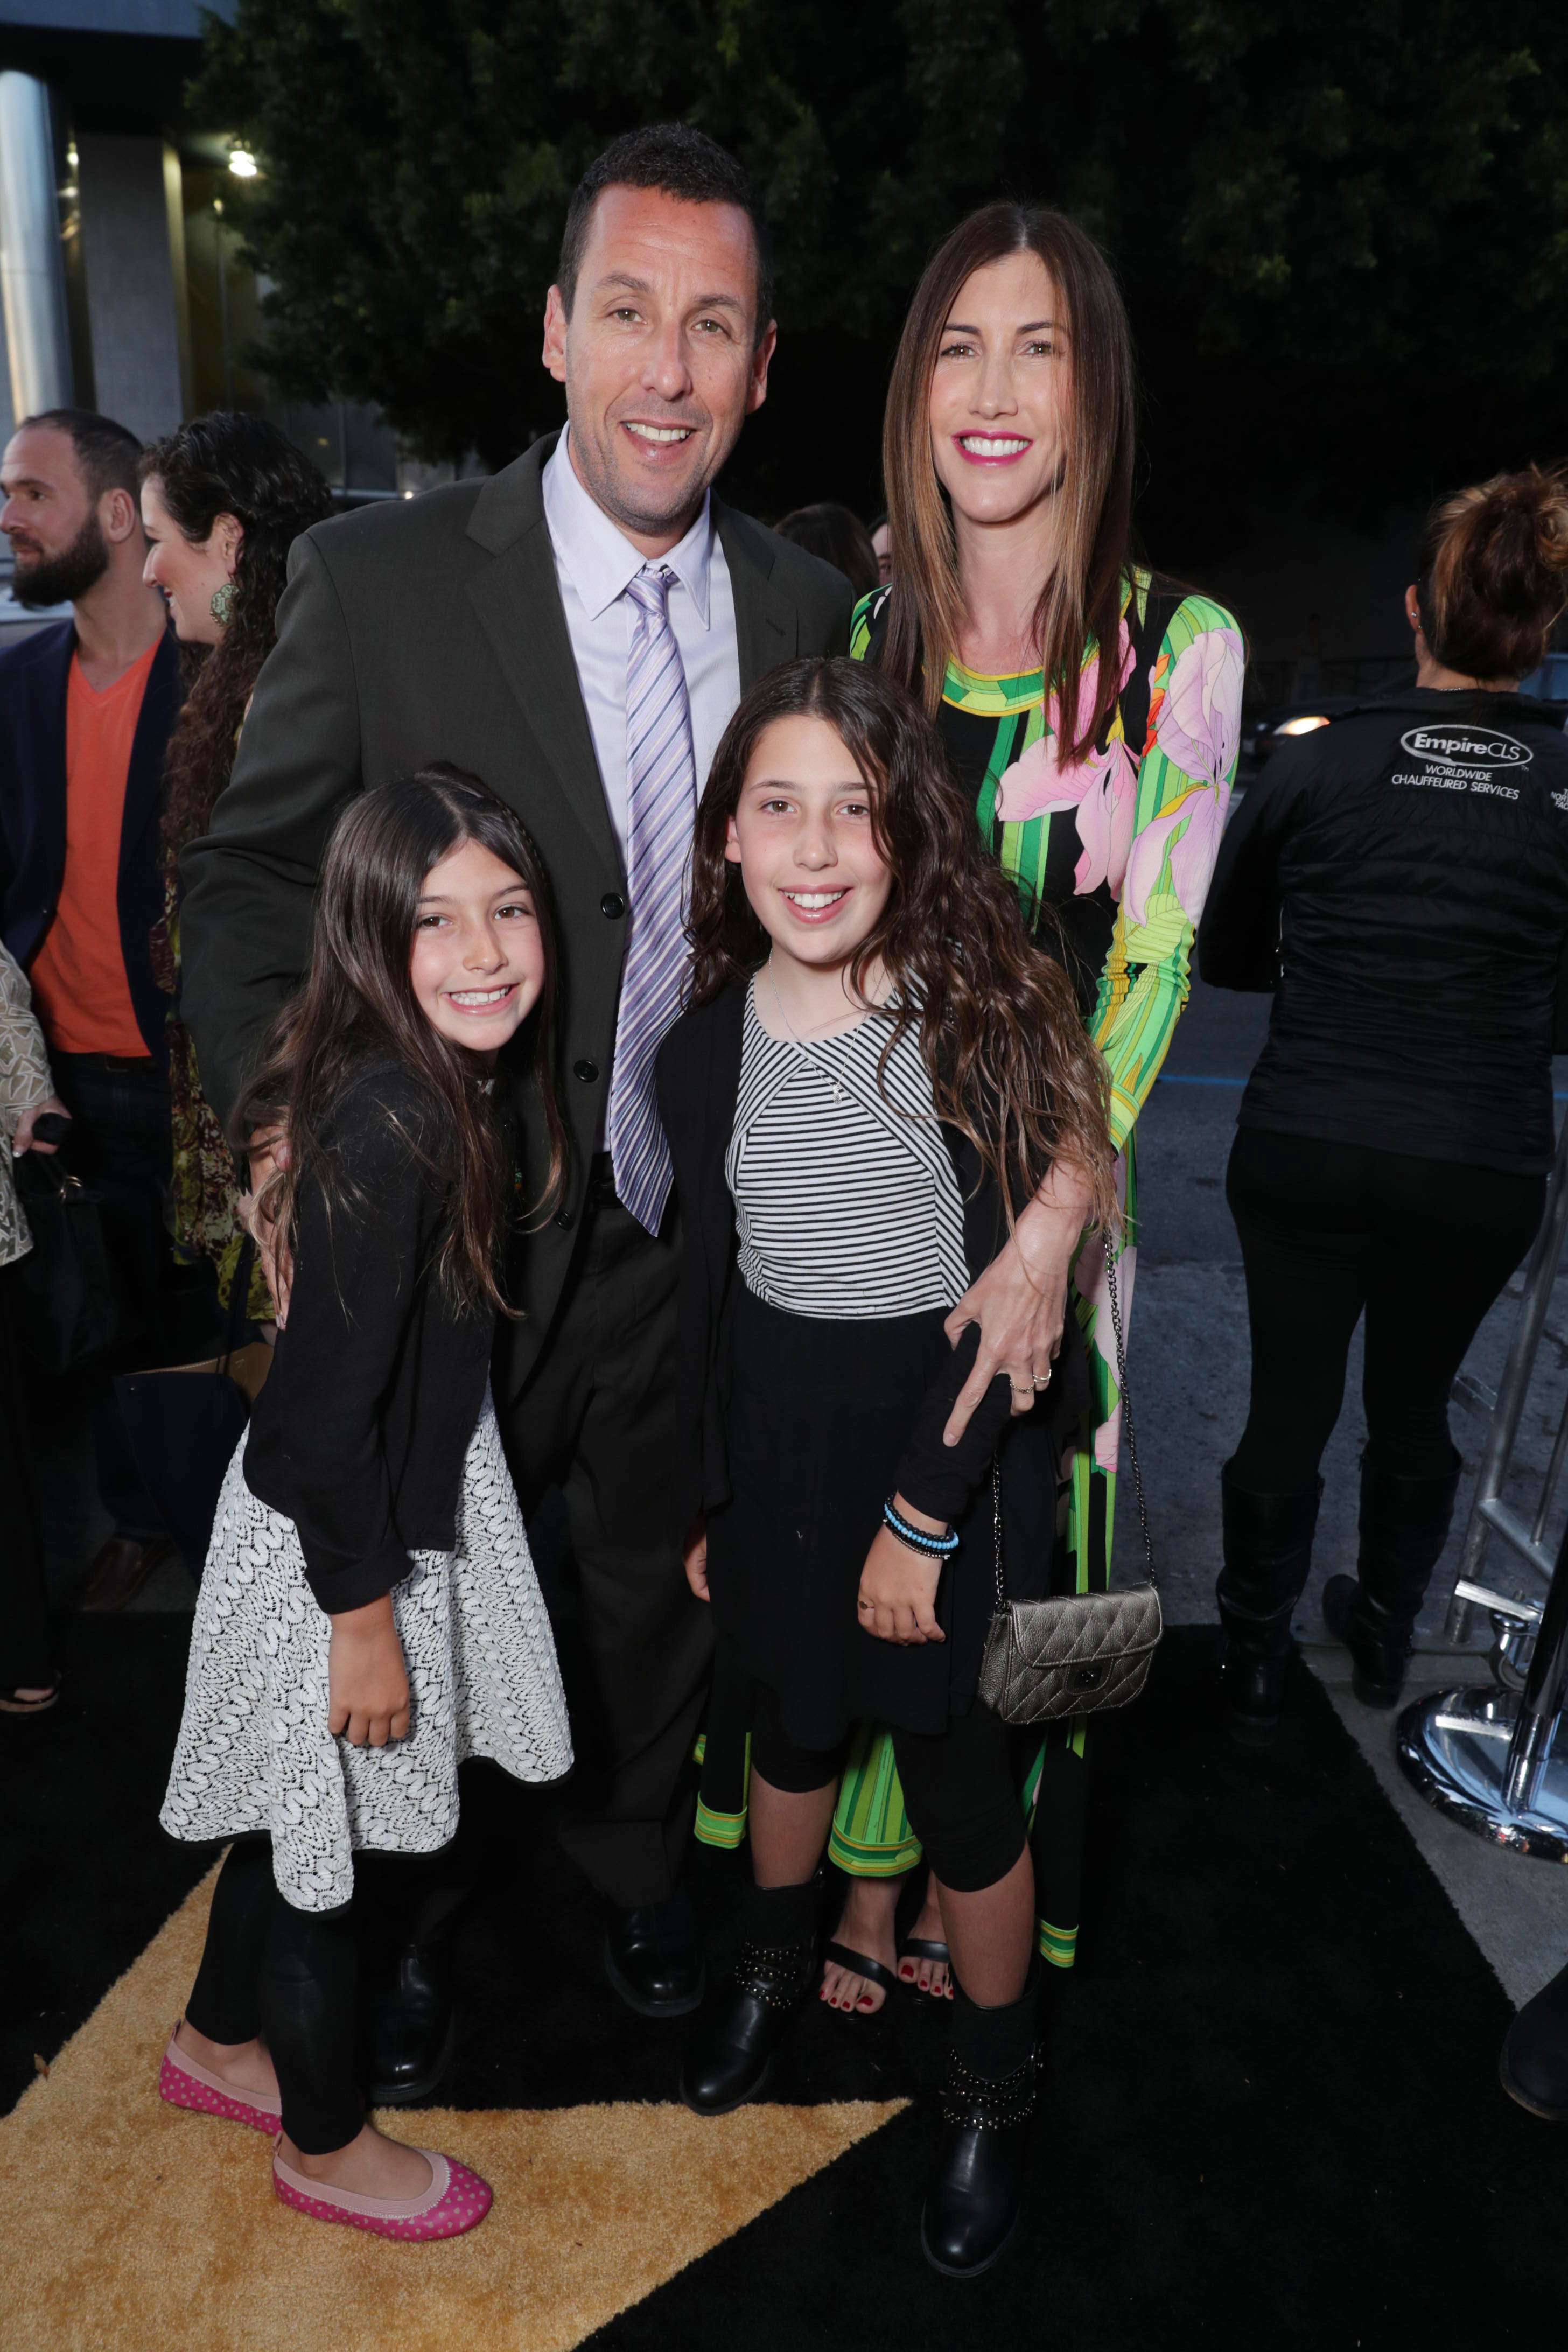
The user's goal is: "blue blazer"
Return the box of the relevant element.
[0,620,181,1060]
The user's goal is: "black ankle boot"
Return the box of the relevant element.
[366,1936,456,2104]
[679,1875,822,2117]
[1322,1446,1461,1707]
[1215,1465,1323,1747]
[921,1966,1039,2280]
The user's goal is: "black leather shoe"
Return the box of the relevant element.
[366,1938,457,2105]
[921,2048,1038,2278]
[604,1887,705,2019]
[78,1534,174,1613]
[679,1931,816,2115]
[1500,1957,1568,2120]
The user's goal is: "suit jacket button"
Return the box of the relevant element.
[600,891,626,919]
[573,1058,599,1083]
[555,1205,575,1229]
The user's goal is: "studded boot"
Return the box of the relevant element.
[921,1963,1039,2280]
[1215,1463,1324,1746]
[679,1874,822,2117]
[1322,1445,1462,1707]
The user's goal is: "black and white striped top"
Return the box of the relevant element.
[725,980,969,1319]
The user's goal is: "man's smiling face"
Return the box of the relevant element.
[542,184,775,555]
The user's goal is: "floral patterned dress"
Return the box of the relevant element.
[821,569,1244,1965]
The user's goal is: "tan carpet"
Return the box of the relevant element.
[0,1865,904,2350]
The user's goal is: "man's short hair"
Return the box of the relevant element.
[557,122,774,341]
[16,408,143,503]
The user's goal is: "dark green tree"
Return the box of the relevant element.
[197,0,1568,552]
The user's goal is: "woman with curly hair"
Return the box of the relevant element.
[139,414,333,1317]
[660,655,1114,2273]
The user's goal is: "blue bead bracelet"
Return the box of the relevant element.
[883,1498,959,1557]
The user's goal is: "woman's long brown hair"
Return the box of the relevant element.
[881,202,1136,759]
[688,659,1116,1231]
[141,414,334,860]
[237,768,566,1318]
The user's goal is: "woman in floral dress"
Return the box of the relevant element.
[696,203,1243,2007]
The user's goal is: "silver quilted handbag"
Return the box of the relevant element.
[977,1236,1162,1724]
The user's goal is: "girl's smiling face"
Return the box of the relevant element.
[410,836,546,1058]
[724,713,893,972]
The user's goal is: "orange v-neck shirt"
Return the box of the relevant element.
[29,639,160,1057]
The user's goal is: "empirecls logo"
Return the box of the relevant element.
[1399,726,1533,771]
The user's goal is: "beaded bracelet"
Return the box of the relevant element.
[883,1497,960,1558]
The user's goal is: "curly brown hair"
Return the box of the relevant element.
[237,768,566,1319]
[140,413,333,859]
[687,657,1116,1231]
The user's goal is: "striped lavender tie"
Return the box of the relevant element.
[607,563,697,1233]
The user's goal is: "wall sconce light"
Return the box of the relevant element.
[228,146,258,179]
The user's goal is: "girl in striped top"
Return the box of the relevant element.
[655,656,1115,2278]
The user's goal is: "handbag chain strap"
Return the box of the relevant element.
[990,1227,1157,1608]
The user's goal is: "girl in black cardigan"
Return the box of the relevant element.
[159,770,572,2239]
[656,659,1115,2278]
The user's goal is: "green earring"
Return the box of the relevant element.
[210,579,236,625]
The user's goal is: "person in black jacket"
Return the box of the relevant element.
[1200,465,1568,1741]
[159,772,572,2239]
[656,659,1114,2279]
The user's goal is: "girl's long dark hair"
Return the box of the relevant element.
[688,659,1116,1230]
[237,768,567,1317]
[141,413,333,857]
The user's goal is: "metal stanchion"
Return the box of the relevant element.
[1443,1114,1568,1644]
[1398,1114,1568,1854]
[1398,1509,1568,1860]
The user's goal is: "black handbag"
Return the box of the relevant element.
[977,1237,1163,1723]
[11,1149,118,1371]
[113,1240,271,1578]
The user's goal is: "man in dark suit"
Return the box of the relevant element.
[0,408,184,1608]
[180,124,853,2071]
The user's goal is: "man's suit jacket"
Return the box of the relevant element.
[0,620,181,1060]
[179,433,855,1390]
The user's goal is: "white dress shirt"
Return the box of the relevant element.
[541,429,741,875]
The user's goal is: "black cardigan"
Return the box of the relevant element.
[242,1059,495,1612]
[654,982,1091,1539]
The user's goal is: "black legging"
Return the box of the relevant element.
[1227,1129,1546,1492]
[749,1680,1026,1894]
[185,1839,361,2155]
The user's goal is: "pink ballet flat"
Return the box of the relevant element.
[159,2025,282,2133]
[272,2140,492,2239]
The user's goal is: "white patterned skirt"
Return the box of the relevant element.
[161,1394,572,1912]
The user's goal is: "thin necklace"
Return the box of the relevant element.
[764,957,844,1103]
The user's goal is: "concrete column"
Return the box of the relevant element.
[77,135,184,440]
[0,73,72,422]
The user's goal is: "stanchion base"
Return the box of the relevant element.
[1396,1687,1568,1862]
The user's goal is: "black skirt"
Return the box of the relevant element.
[706,1283,1061,1750]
